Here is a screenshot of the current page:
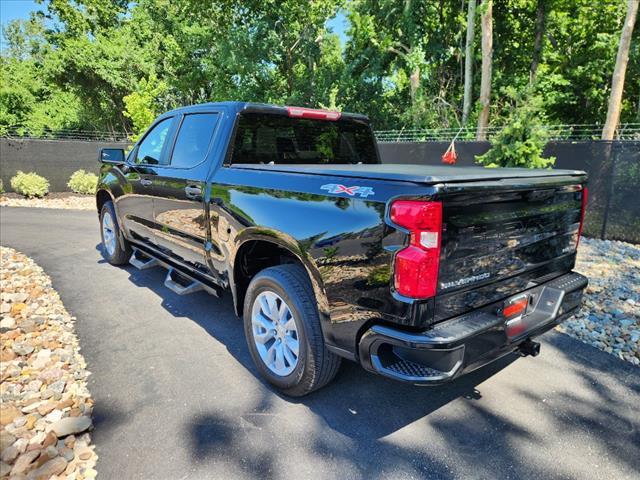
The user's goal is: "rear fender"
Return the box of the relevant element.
[230,227,331,321]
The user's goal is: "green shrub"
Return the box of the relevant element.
[10,171,49,198]
[476,88,555,169]
[67,169,98,194]
[0,179,4,194]
[367,265,391,287]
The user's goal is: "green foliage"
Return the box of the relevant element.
[0,18,82,134]
[476,88,556,168]
[10,171,50,198]
[0,179,4,194]
[67,169,98,194]
[322,246,339,261]
[0,0,638,134]
[123,73,168,141]
[366,265,391,287]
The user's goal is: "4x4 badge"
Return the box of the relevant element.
[321,184,375,198]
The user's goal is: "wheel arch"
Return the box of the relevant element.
[230,233,330,323]
[96,189,114,215]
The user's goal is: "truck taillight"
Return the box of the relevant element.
[576,186,588,248]
[390,200,442,298]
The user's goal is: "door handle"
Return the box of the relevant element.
[185,185,202,199]
[140,179,152,187]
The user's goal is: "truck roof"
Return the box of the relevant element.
[159,101,370,123]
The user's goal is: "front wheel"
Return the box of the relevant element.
[100,201,131,265]
[243,264,341,397]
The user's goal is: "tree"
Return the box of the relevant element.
[0,17,83,134]
[476,0,493,140]
[530,0,547,82]
[476,88,555,168]
[2,0,639,135]
[343,0,465,129]
[122,73,168,141]
[462,0,476,125]
[602,0,639,140]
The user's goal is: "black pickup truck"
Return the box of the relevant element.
[97,102,588,396]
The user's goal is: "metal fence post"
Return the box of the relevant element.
[600,142,618,240]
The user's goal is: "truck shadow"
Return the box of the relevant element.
[94,244,640,478]
[108,245,518,439]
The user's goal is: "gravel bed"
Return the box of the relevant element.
[557,237,640,366]
[0,246,98,479]
[0,193,95,211]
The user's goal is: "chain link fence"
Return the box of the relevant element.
[3,123,640,143]
[375,123,640,142]
[582,141,640,243]
[1,127,130,142]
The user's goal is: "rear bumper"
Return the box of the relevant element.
[358,271,588,385]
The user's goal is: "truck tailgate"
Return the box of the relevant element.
[434,182,586,322]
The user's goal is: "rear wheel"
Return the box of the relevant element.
[100,201,131,265]
[243,264,341,396]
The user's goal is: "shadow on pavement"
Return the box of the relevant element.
[96,243,640,479]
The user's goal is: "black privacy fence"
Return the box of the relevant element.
[378,140,640,244]
[1,137,638,243]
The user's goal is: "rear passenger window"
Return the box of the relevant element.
[170,113,218,168]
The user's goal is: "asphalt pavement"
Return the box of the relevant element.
[1,206,639,480]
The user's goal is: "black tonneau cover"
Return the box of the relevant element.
[232,163,586,185]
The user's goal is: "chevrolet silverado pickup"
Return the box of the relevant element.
[96,102,588,396]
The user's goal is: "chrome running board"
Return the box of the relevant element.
[164,268,205,296]
[129,246,220,297]
[129,250,160,270]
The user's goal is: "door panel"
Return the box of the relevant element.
[116,166,157,243]
[150,113,220,270]
[151,167,209,267]
[116,117,175,245]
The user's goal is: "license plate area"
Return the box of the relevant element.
[503,286,565,340]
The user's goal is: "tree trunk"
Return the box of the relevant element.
[462,0,476,125]
[530,0,547,83]
[602,0,639,140]
[410,65,420,126]
[476,0,493,140]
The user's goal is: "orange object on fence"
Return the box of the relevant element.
[442,141,457,164]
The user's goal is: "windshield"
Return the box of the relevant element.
[229,112,379,165]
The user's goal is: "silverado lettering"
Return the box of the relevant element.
[441,272,492,289]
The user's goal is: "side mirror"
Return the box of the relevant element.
[100,148,125,165]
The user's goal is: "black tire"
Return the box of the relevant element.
[100,201,132,265]
[243,264,341,396]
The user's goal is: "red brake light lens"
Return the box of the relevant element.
[576,186,588,248]
[390,201,442,299]
[286,106,341,121]
[503,297,528,318]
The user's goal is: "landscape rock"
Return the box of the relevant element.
[0,193,94,211]
[25,456,67,480]
[10,450,40,476]
[1,445,19,463]
[50,416,92,437]
[0,461,11,477]
[1,405,21,426]
[0,247,98,478]
[0,316,16,328]
[556,238,640,366]
[0,432,16,451]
